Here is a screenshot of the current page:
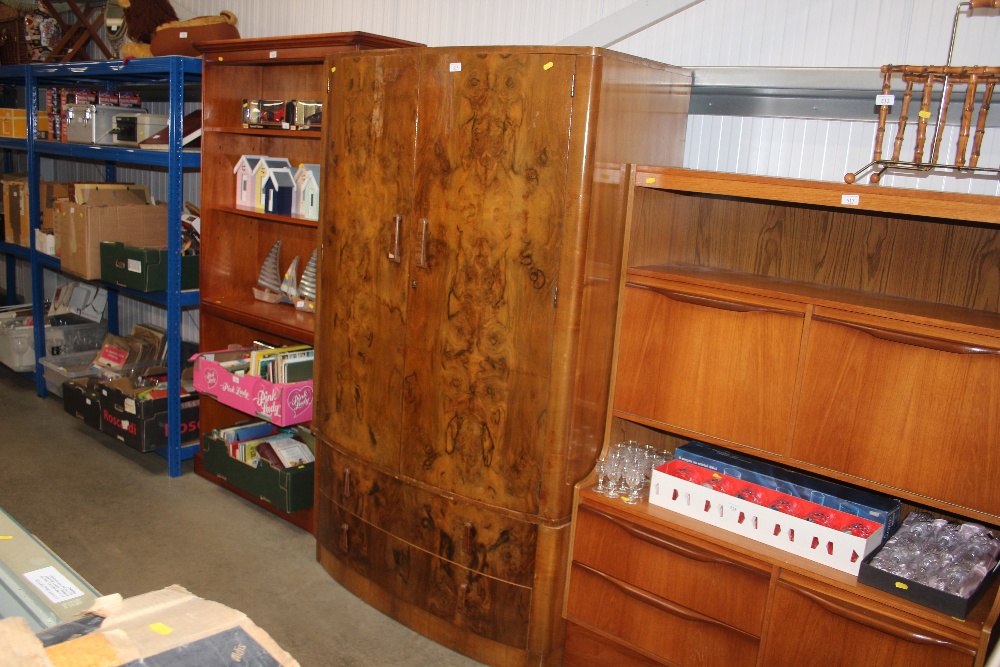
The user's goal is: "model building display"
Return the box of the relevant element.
[233,155,320,219]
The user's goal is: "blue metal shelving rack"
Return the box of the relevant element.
[0,64,31,309]
[16,56,202,477]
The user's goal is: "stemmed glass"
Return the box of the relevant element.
[592,457,608,493]
[622,458,645,504]
[602,449,624,498]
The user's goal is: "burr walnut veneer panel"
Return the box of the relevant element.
[314,48,691,666]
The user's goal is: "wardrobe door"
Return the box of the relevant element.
[314,52,419,469]
[400,51,576,513]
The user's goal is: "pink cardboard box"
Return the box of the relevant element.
[192,348,313,426]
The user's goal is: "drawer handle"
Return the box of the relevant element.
[627,282,802,317]
[577,562,754,636]
[813,314,1000,355]
[339,523,350,553]
[783,580,975,656]
[581,505,763,573]
[342,467,352,499]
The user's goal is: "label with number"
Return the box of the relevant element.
[875,94,895,106]
[449,62,461,72]
[841,194,860,206]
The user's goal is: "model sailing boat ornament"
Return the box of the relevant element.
[295,248,318,312]
[253,240,284,303]
[280,255,300,304]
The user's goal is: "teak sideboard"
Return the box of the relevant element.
[312,47,690,665]
[563,166,1000,667]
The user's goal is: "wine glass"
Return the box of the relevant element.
[603,449,624,498]
[623,459,645,504]
[592,457,607,493]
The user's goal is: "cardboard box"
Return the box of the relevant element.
[650,460,884,575]
[202,426,314,513]
[0,107,25,137]
[62,378,103,429]
[100,241,199,291]
[674,441,902,540]
[2,177,74,248]
[0,585,298,666]
[858,551,1000,619]
[98,377,200,452]
[193,348,314,426]
[57,188,166,280]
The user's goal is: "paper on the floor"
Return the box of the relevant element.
[0,585,299,667]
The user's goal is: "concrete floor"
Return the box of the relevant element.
[0,367,484,667]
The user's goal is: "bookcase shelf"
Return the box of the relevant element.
[195,32,421,532]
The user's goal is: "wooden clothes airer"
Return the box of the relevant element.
[846,0,1000,184]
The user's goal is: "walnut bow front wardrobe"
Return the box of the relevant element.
[312,46,690,666]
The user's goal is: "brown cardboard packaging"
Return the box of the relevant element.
[57,188,167,279]
[0,585,299,666]
[2,176,73,248]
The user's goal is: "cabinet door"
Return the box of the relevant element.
[314,52,419,469]
[791,308,1000,515]
[615,279,806,455]
[400,52,576,513]
[762,577,977,667]
[572,503,770,635]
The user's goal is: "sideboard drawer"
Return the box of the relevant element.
[761,574,978,667]
[572,503,770,635]
[317,439,537,586]
[615,278,805,455]
[316,492,532,649]
[566,561,760,667]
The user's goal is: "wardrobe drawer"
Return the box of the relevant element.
[791,308,1000,515]
[317,440,537,587]
[316,493,532,649]
[572,503,770,635]
[614,278,805,455]
[566,562,759,667]
[761,574,978,667]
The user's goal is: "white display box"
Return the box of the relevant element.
[649,465,884,575]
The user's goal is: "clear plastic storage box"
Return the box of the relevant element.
[0,315,107,373]
[39,349,103,397]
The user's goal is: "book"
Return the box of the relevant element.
[257,438,315,469]
[138,110,202,151]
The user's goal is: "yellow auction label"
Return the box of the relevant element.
[894,581,909,590]
[543,62,554,70]
[645,177,656,184]
[149,623,174,635]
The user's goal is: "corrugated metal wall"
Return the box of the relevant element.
[178,0,999,193]
[14,1,995,342]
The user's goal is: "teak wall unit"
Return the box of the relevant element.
[195,33,421,532]
[313,47,690,666]
[563,165,1000,667]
